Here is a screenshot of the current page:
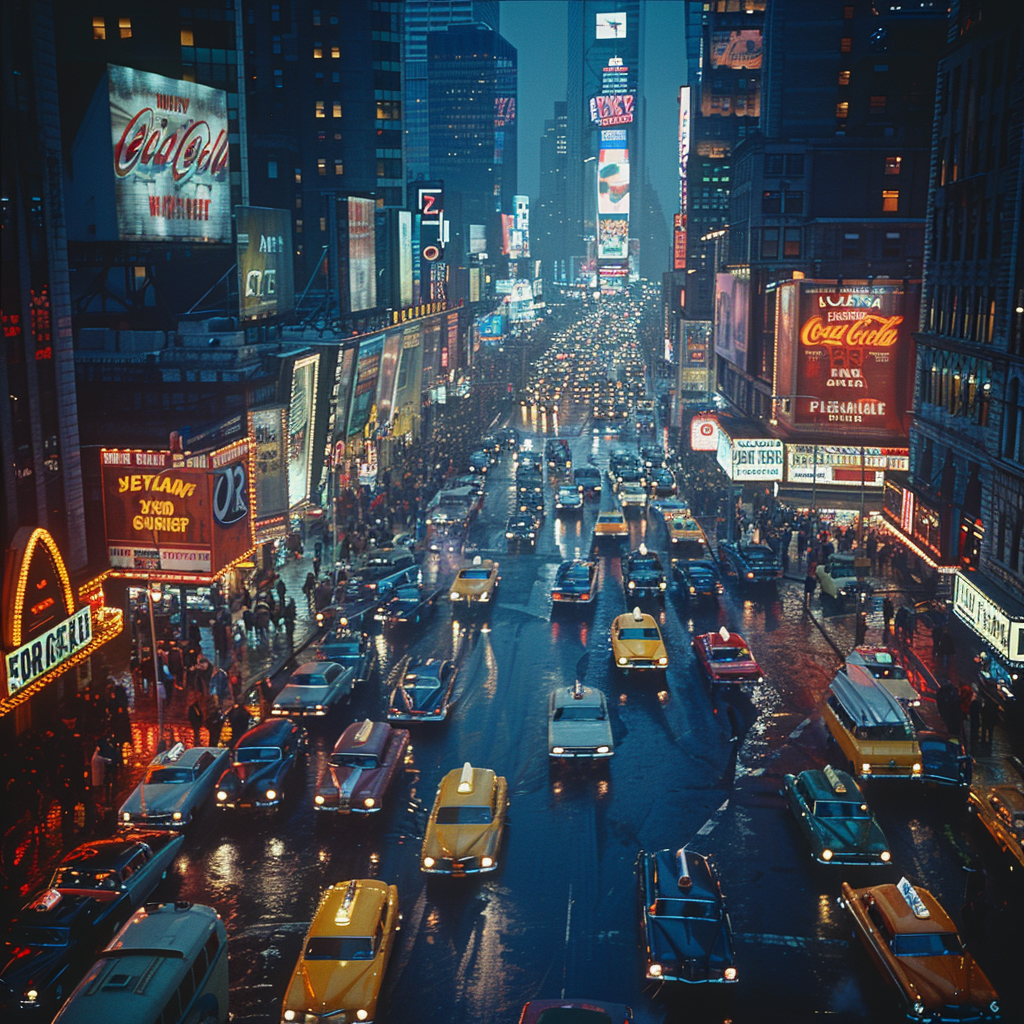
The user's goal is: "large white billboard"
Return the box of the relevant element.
[108,65,230,242]
[596,12,627,38]
[348,197,377,313]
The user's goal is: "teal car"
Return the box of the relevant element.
[781,766,891,866]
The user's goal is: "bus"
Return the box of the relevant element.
[53,901,228,1024]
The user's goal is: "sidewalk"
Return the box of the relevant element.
[0,554,323,911]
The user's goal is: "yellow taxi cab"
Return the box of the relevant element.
[421,762,508,876]
[611,607,668,673]
[668,516,705,545]
[282,878,399,1024]
[840,877,1000,1022]
[449,555,499,606]
[594,510,629,537]
[967,782,1024,871]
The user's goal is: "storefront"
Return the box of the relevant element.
[1,528,124,736]
[880,473,958,590]
[953,569,1024,687]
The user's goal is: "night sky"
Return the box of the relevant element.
[501,0,688,221]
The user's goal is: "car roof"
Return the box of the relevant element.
[292,661,341,677]
[148,745,220,769]
[237,718,298,748]
[332,719,392,758]
[868,883,956,936]
[847,647,896,665]
[310,879,388,937]
[705,630,747,647]
[985,784,1024,812]
[438,765,497,805]
[57,836,148,871]
[797,767,864,804]
[615,612,659,628]
[648,847,718,902]
[552,686,605,709]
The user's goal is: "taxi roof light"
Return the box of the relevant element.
[163,741,186,762]
[572,679,585,700]
[457,762,475,793]
[354,719,374,744]
[676,847,693,890]
[334,879,358,926]
[718,626,731,642]
[897,876,930,919]
[632,606,643,621]
[639,542,648,555]
[823,764,847,794]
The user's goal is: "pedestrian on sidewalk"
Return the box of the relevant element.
[206,695,224,747]
[187,694,204,746]
[284,597,296,650]
[780,543,790,576]
[276,577,287,607]
[259,676,274,720]
[932,623,944,657]
[940,629,957,672]
[894,605,909,645]
[227,702,251,746]
[969,692,983,746]
[91,744,112,811]
[980,695,998,744]
[803,561,818,610]
[958,684,975,736]
[313,554,322,578]
[882,596,894,639]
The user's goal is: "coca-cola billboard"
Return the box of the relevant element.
[108,65,230,243]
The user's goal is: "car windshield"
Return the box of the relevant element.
[598,515,622,523]
[144,767,192,784]
[892,932,963,957]
[862,665,909,681]
[7,924,70,946]
[393,588,420,601]
[436,805,492,825]
[329,752,380,769]
[52,868,120,890]
[618,627,661,640]
[459,569,492,580]
[710,647,751,662]
[304,936,376,961]
[553,704,606,721]
[673,520,698,531]
[742,549,775,563]
[328,641,361,654]
[813,800,870,818]
[290,676,326,687]
[235,747,282,763]
[565,568,591,583]
[652,898,719,919]
[630,557,660,570]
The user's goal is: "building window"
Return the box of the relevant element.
[870,95,887,113]
[840,37,852,53]
[294,168,302,184]
[760,227,779,259]
[119,17,132,39]
[313,44,323,58]
[92,16,105,40]
[882,231,901,258]
[836,101,849,119]
[181,28,194,46]
[274,69,283,88]
[842,232,861,258]
[785,154,804,175]
[320,217,327,232]
[268,160,278,179]
[272,34,281,54]
[295,196,302,208]
[885,155,902,175]
[271,4,280,21]
[844,5,854,17]
[784,227,801,257]
[784,191,804,214]
[317,158,327,175]
[762,190,781,214]
[882,190,899,212]
[334,159,344,175]
[296,219,303,234]
[331,45,340,58]
[333,102,342,118]
[838,70,851,86]
[313,9,321,26]
[764,154,784,176]
[315,100,325,118]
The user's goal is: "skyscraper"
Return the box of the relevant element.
[535,101,568,272]
[404,1,499,183]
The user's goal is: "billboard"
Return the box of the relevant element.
[598,148,630,216]
[398,210,413,308]
[682,320,712,367]
[716,434,784,482]
[508,280,535,322]
[348,197,377,312]
[101,441,254,579]
[477,314,504,339]
[714,274,749,370]
[414,182,444,263]
[495,279,516,295]
[784,444,907,487]
[376,331,403,426]
[775,280,917,435]
[596,12,627,38]
[286,355,319,509]
[236,207,295,322]
[514,195,531,258]
[677,86,690,270]
[710,30,763,69]
[690,413,719,452]
[628,239,639,283]
[589,95,635,127]
[250,406,288,516]
[598,215,628,259]
[469,224,487,254]
[107,65,230,243]
[348,335,384,438]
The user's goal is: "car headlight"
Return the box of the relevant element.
[658,656,668,665]
[364,797,375,809]
[724,966,737,981]
[747,571,755,579]
[912,999,925,1016]
[423,856,435,868]
[689,586,696,594]
[25,989,38,1002]
[481,856,494,868]
[659,581,666,589]
[821,848,834,862]
[450,592,460,601]
[649,963,663,977]
[529,532,535,538]
[757,675,765,683]
[284,1012,296,1022]
[172,811,182,821]
[596,746,610,754]
[123,812,131,822]
[552,746,565,754]
[627,581,635,589]
[861,763,872,774]
[912,762,922,774]
[217,790,228,801]
[357,1012,369,1022]
[315,794,325,805]
[506,532,514,538]
[266,789,277,801]
[618,657,628,666]
[315,704,323,711]
[880,850,891,862]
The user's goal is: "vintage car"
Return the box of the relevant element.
[387,659,456,722]
[845,647,922,708]
[638,846,738,984]
[545,438,573,472]
[974,651,1020,718]
[816,552,869,603]
[840,877,1001,1021]
[551,559,598,605]
[421,762,508,875]
[650,468,677,497]
[639,445,666,471]
[618,482,649,510]
[468,449,492,474]
[667,516,706,549]
[313,621,376,683]
[449,557,499,606]
[497,426,519,451]
[518,489,546,516]
[480,434,502,456]
[214,718,307,811]
[716,540,783,583]
[348,550,417,603]
[692,627,765,685]
[781,765,891,866]
[593,510,629,542]
[611,608,668,673]
[917,730,972,790]
[573,466,602,496]
[506,514,539,549]
[623,545,667,598]
[281,879,399,1024]
[554,485,584,513]
[518,1000,633,1024]
[271,661,355,718]
[380,581,443,627]
[548,681,613,759]
[649,498,689,524]
[671,557,723,601]
[314,719,410,814]
[967,783,1024,871]
[608,451,642,483]
[118,743,229,829]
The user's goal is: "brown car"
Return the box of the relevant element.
[968,782,1024,872]
[840,877,1000,1021]
[314,719,410,814]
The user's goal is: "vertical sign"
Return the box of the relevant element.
[677,86,690,271]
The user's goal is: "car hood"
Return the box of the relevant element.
[809,814,887,855]
[1,941,67,996]
[901,953,998,1010]
[549,720,613,747]
[218,761,282,794]
[628,570,663,583]
[616,638,666,660]
[649,915,730,967]
[275,684,331,708]
[452,578,493,596]
[428,823,496,861]
[288,957,380,1014]
[121,782,192,815]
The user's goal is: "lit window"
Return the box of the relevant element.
[844,5,854,18]
[331,46,340,58]
[295,168,302,183]
[836,101,849,119]
[885,155,902,175]
[840,37,852,53]
[296,219,303,234]
[268,160,278,179]
[784,227,801,258]
[315,100,325,118]
[274,69,283,88]
[318,158,327,175]
[119,17,131,39]
[181,28,194,46]
[882,190,899,212]
[377,159,385,178]
[295,197,302,208]
[313,9,321,26]
[838,70,850,86]
[92,16,105,40]
[870,95,887,112]
[334,160,344,175]
[314,44,323,59]
[271,4,280,22]
[320,217,327,232]
[333,102,342,118]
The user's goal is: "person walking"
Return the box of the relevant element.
[980,695,999,744]
[206,694,224,747]
[227,702,251,746]
[258,676,275,720]
[91,744,112,811]
[969,692,983,747]
[187,694,204,746]
[882,596,895,639]
[283,597,296,650]
[894,605,909,646]
[276,577,287,608]
[803,561,818,610]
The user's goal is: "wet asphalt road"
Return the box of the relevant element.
[161,410,1022,1024]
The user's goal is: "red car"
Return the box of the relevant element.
[692,626,765,684]
[518,1000,633,1024]
[314,719,410,813]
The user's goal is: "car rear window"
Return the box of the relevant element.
[304,936,375,961]
[652,898,718,919]
[235,747,282,763]
[145,767,193,784]
[710,647,751,662]
[892,932,962,957]
[330,753,380,769]
[618,627,661,640]
[436,805,492,825]
[812,800,870,819]
[459,569,491,580]
[536,1011,613,1024]
[553,705,605,721]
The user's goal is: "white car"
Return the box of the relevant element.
[119,743,230,829]
[271,661,355,718]
[548,682,614,759]
[618,482,649,508]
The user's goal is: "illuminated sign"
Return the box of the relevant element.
[398,210,413,307]
[469,224,487,254]
[709,30,763,69]
[673,213,686,271]
[714,274,748,369]
[717,434,783,481]
[287,355,319,508]
[348,335,384,439]
[348,197,377,313]
[598,148,629,216]
[416,182,445,264]
[236,207,295,322]
[690,414,719,452]
[596,12,627,38]
[5,606,93,696]
[598,215,628,260]
[590,94,635,126]
[514,195,530,259]
[108,65,229,242]
[677,86,690,271]
[954,572,1024,665]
